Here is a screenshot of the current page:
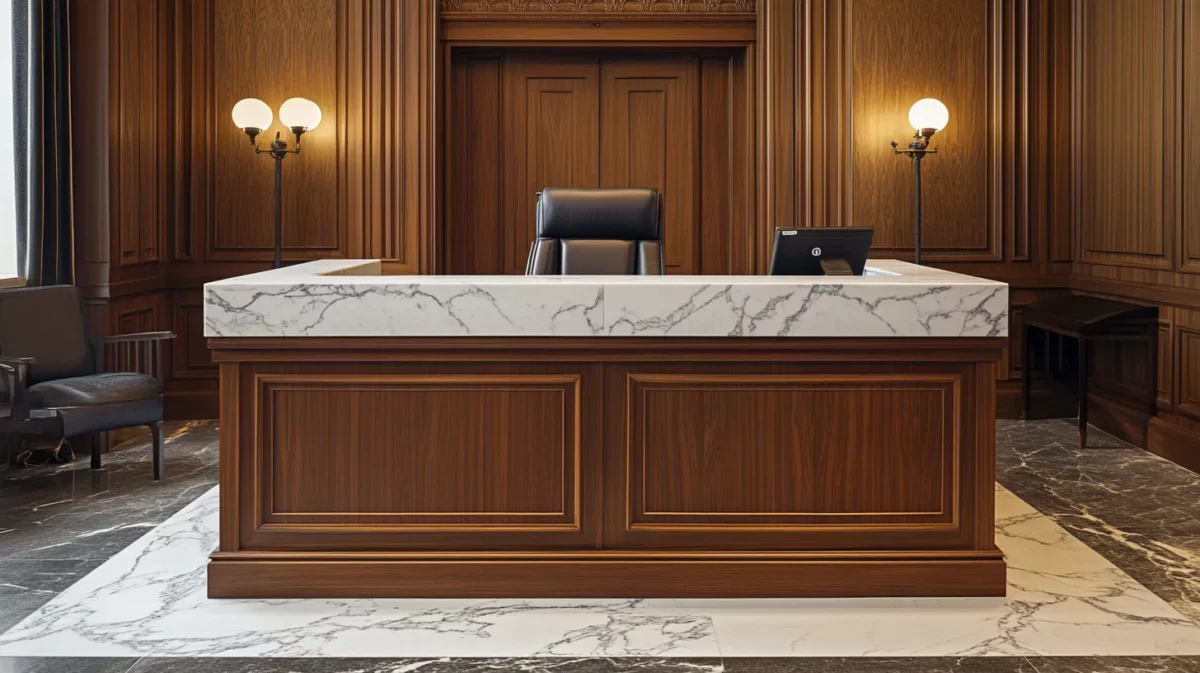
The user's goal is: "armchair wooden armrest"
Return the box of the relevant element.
[91,332,175,381]
[0,355,36,421]
[91,331,176,345]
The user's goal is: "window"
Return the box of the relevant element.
[0,0,18,278]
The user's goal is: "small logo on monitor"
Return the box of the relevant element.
[811,247,822,257]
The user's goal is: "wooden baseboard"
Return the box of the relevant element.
[207,555,1007,599]
[1088,391,1150,448]
[1147,416,1200,474]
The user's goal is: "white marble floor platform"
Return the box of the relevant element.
[1,485,1198,659]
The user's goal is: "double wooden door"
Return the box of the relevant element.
[446,51,750,275]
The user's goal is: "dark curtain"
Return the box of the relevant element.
[25,0,73,286]
[11,0,28,278]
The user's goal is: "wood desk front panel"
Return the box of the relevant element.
[210,337,1003,597]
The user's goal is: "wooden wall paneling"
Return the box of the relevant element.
[170,292,218,382]
[1158,309,1174,410]
[1005,0,1030,263]
[836,0,1001,261]
[1046,0,1073,263]
[445,53,504,274]
[502,56,601,274]
[699,56,737,273]
[1183,0,1200,274]
[1074,0,1176,272]
[209,0,342,262]
[758,0,798,266]
[397,0,438,273]
[1176,319,1200,423]
[112,0,166,270]
[600,57,697,273]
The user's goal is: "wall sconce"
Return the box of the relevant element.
[231,97,322,269]
[891,98,948,266]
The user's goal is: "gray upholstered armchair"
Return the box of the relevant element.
[0,285,174,479]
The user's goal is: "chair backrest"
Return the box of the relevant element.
[526,187,664,275]
[0,285,94,384]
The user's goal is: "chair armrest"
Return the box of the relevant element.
[0,356,35,421]
[91,331,176,345]
[91,332,175,380]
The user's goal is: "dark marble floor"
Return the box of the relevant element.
[1,419,1199,672]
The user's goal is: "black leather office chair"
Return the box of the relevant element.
[525,187,665,275]
[0,285,174,479]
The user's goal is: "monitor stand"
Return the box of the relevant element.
[819,257,854,276]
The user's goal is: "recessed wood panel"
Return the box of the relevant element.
[1184,2,1200,274]
[502,56,601,273]
[601,58,697,273]
[211,0,340,256]
[171,301,217,380]
[446,54,504,274]
[627,374,954,524]
[1076,0,1172,269]
[113,0,164,267]
[258,374,581,527]
[845,0,996,258]
[1177,327,1200,421]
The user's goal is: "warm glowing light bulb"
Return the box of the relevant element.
[231,98,272,131]
[908,98,949,133]
[279,97,322,132]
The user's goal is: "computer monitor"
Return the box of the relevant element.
[768,227,874,276]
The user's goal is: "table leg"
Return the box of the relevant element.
[1078,338,1089,449]
[1022,325,1033,420]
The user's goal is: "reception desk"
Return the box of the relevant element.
[204,260,1008,598]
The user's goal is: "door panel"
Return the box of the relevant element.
[601,58,698,274]
[502,56,601,274]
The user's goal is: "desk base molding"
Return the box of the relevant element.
[208,555,1006,599]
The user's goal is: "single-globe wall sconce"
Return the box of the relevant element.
[891,98,948,266]
[231,97,322,269]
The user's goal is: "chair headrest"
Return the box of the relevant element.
[537,188,660,240]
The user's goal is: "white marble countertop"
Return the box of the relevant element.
[204,259,1008,338]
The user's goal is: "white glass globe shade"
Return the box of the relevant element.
[908,98,949,132]
[279,97,322,131]
[231,98,272,131]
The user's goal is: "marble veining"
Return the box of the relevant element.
[203,259,1008,338]
[1,483,1196,658]
[996,421,1200,628]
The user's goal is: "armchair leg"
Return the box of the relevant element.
[90,431,107,470]
[3,435,22,468]
[150,421,164,481]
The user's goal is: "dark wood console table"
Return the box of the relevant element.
[1021,295,1158,448]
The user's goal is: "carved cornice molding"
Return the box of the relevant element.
[440,0,755,13]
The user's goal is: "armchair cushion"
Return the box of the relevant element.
[20,373,163,438]
[25,373,163,408]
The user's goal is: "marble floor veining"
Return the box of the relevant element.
[2,420,1200,672]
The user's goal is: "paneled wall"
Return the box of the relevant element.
[761,0,1071,392]
[74,0,1200,470]
[1067,0,1200,465]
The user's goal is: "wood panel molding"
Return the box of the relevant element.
[112,0,167,269]
[440,0,756,13]
[625,373,958,523]
[1073,0,1178,272]
[1176,326,1200,422]
[254,374,583,529]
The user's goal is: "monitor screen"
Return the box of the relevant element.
[768,227,874,276]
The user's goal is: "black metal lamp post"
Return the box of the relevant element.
[231,97,322,269]
[891,98,948,267]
